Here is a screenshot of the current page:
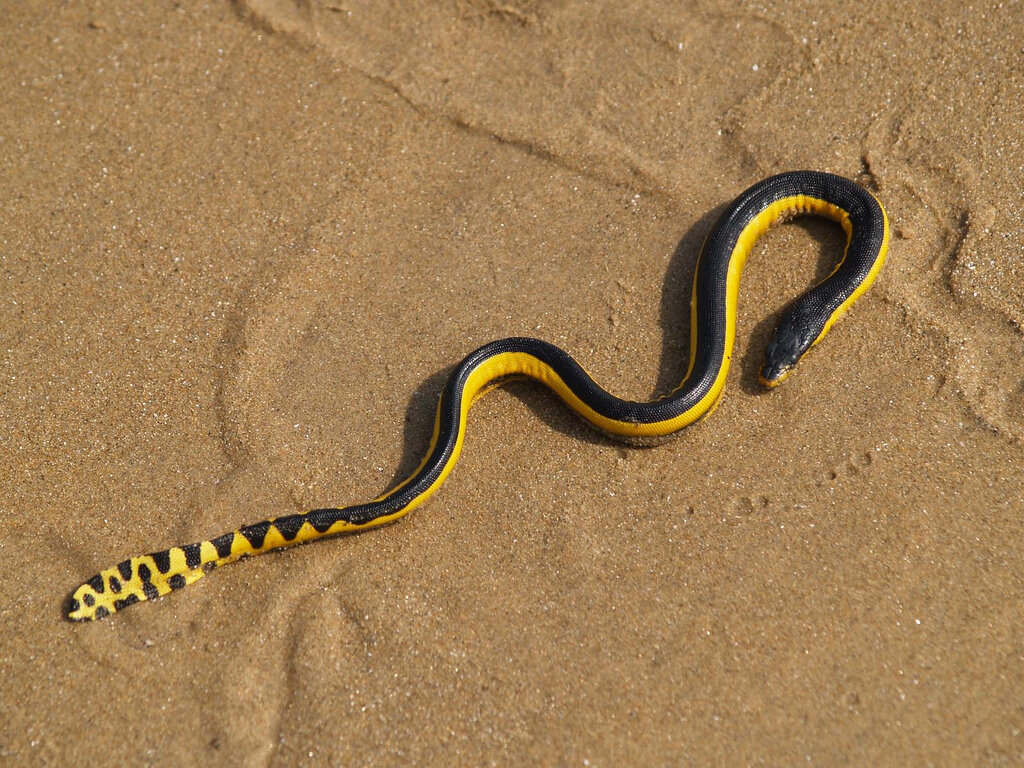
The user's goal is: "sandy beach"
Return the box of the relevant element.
[2,1,1022,765]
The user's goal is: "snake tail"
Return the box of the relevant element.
[66,170,889,621]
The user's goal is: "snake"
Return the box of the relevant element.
[66,170,889,621]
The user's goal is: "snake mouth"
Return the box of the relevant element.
[758,362,794,388]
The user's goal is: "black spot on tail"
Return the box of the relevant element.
[109,576,122,593]
[151,549,172,574]
[211,533,234,559]
[137,561,160,601]
[181,543,202,569]
[68,598,81,615]
[113,594,140,611]
[240,521,270,550]
[94,606,110,620]
[118,560,133,581]
[168,574,186,590]
[83,593,95,607]
[274,514,306,542]
[86,574,105,592]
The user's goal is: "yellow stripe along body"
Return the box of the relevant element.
[67,171,889,621]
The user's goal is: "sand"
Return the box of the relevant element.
[2,1,1022,765]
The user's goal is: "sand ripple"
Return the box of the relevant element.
[235,0,795,194]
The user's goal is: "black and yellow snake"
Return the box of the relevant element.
[67,170,889,621]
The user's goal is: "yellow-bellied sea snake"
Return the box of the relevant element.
[67,170,889,621]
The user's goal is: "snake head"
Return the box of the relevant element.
[760,308,820,387]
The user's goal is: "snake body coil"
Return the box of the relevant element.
[67,171,889,621]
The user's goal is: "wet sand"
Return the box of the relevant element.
[2,1,1022,765]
